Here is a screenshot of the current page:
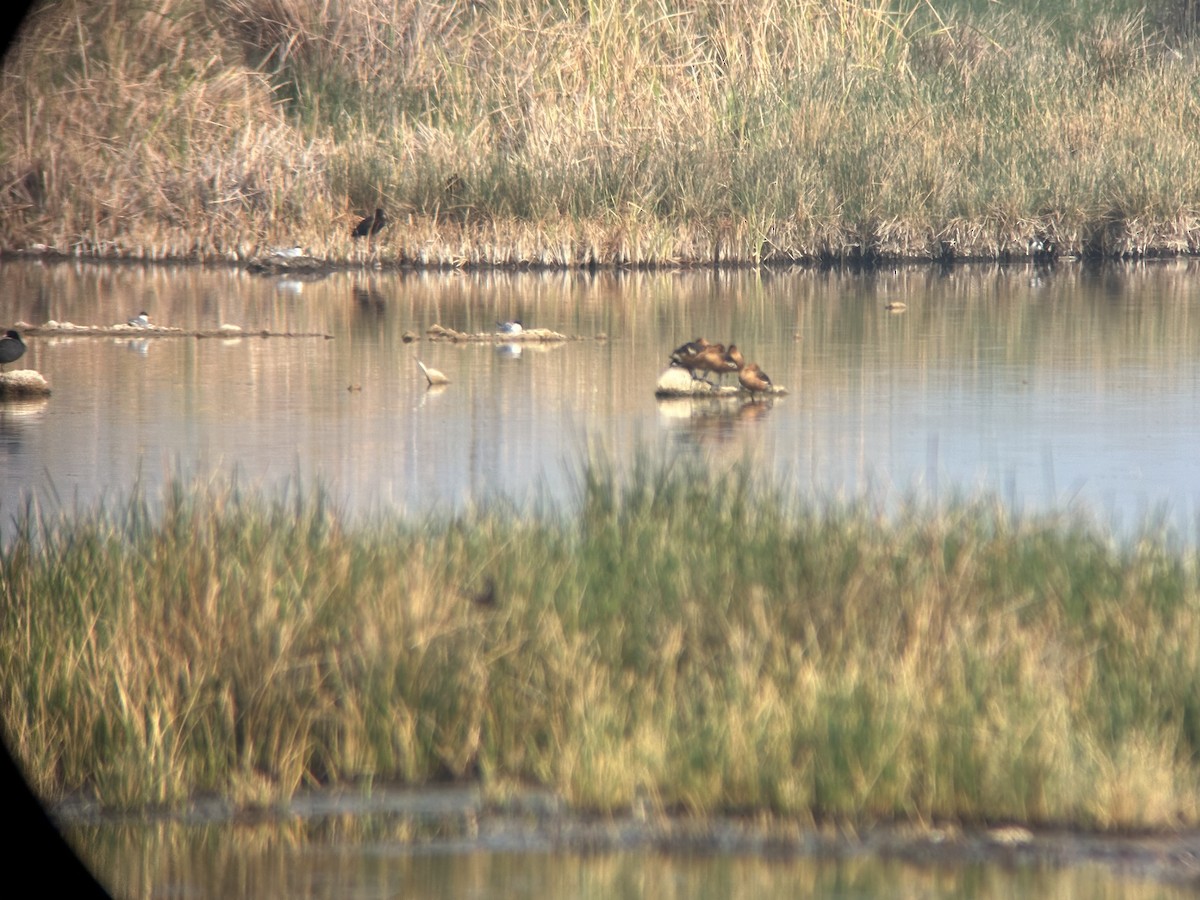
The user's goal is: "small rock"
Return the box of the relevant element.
[0,370,51,398]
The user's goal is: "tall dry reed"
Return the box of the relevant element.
[1,0,1198,264]
[2,459,1198,828]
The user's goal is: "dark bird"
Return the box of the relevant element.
[0,330,26,371]
[669,337,709,367]
[470,576,498,608]
[352,207,388,239]
[723,344,745,383]
[738,362,773,397]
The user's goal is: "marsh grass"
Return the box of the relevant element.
[2,456,1198,829]
[1,0,1198,265]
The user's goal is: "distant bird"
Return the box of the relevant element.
[496,320,523,335]
[738,362,773,397]
[470,576,498,608]
[884,301,907,312]
[417,360,450,386]
[670,338,725,382]
[669,336,709,367]
[127,311,150,328]
[723,344,745,383]
[352,207,388,239]
[0,330,26,371]
[689,343,738,386]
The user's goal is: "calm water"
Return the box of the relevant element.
[62,798,1197,900]
[4,258,1200,535]
[7,258,1200,897]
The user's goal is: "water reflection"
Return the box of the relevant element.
[2,259,1200,536]
[658,395,779,449]
[64,815,1192,900]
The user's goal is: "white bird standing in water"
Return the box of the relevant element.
[417,360,450,386]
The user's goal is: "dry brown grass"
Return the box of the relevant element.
[1,0,1198,264]
[2,462,1200,827]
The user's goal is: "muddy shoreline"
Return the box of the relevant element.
[7,244,1197,273]
[52,786,1200,889]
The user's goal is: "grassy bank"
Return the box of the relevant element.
[2,458,1198,829]
[1,0,1199,265]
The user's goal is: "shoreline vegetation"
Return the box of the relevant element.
[2,458,1198,835]
[2,0,1199,268]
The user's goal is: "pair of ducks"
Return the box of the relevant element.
[669,337,773,395]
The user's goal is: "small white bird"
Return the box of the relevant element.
[417,360,450,387]
[496,320,523,335]
[127,311,151,328]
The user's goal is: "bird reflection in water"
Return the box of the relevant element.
[656,394,776,448]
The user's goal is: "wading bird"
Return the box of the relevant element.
[352,207,388,239]
[0,330,26,371]
[417,360,450,387]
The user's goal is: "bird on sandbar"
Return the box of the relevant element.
[738,362,773,397]
[0,330,26,371]
[496,320,523,336]
[417,360,450,387]
[127,311,150,328]
[352,207,388,239]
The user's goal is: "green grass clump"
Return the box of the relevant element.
[1,0,1198,264]
[2,457,1198,830]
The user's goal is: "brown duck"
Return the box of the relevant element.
[738,362,773,397]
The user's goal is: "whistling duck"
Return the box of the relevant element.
[0,330,26,370]
[496,320,523,335]
[352,207,388,239]
[127,311,150,328]
[738,362,773,397]
[417,360,450,386]
[670,340,719,381]
[690,343,739,386]
[724,344,745,379]
[669,337,710,367]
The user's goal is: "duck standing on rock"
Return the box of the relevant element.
[127,311,150,328]
[723,344,745,383]
[497,320,523,336]
[0,330,26,371]
[738,362,773,398]
[690,343,739,386]
[669,337,710,367]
